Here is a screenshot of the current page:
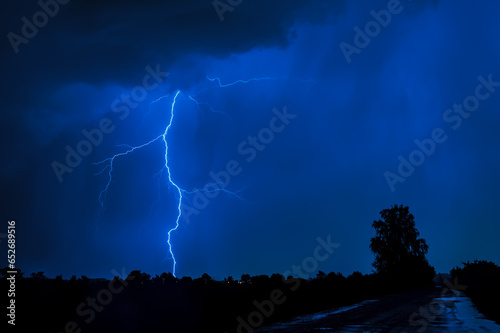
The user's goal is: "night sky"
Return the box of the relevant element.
[1,0,499,280]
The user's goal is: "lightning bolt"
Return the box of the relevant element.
[94,92,184,276]
[94,88,244,277]
[163,90,182,277]
[94,75,309,276]
[93,92,183,275]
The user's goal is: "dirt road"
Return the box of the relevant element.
[256,288,500,332]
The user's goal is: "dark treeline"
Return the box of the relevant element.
[3,260,499,333]
[1,267,434,333]
[451,260,500,324]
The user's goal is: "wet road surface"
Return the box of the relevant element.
[256,288,500,332]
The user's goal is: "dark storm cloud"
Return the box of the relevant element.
[0,0,345,177]
[1,0,346,156]
[2,0,345,87]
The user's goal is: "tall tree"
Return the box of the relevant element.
[370,205,430,274]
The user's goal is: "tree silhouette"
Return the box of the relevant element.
[160,272,177,284]
[240,274,251,284]
[316,271,327,279]
[128,270,150,284]
[201,273,213,285]
[370,205,434,285]
[31,271,47,280]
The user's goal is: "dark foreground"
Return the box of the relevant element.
[3,263,499,332]
[256,288,500,332]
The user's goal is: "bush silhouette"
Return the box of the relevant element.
[451,260,500,323]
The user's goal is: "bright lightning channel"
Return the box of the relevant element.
[163,90,182,277]
[94,91,184,277]
[94,92,184,276]
[94,75,305,276]
[94,88,244,277]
